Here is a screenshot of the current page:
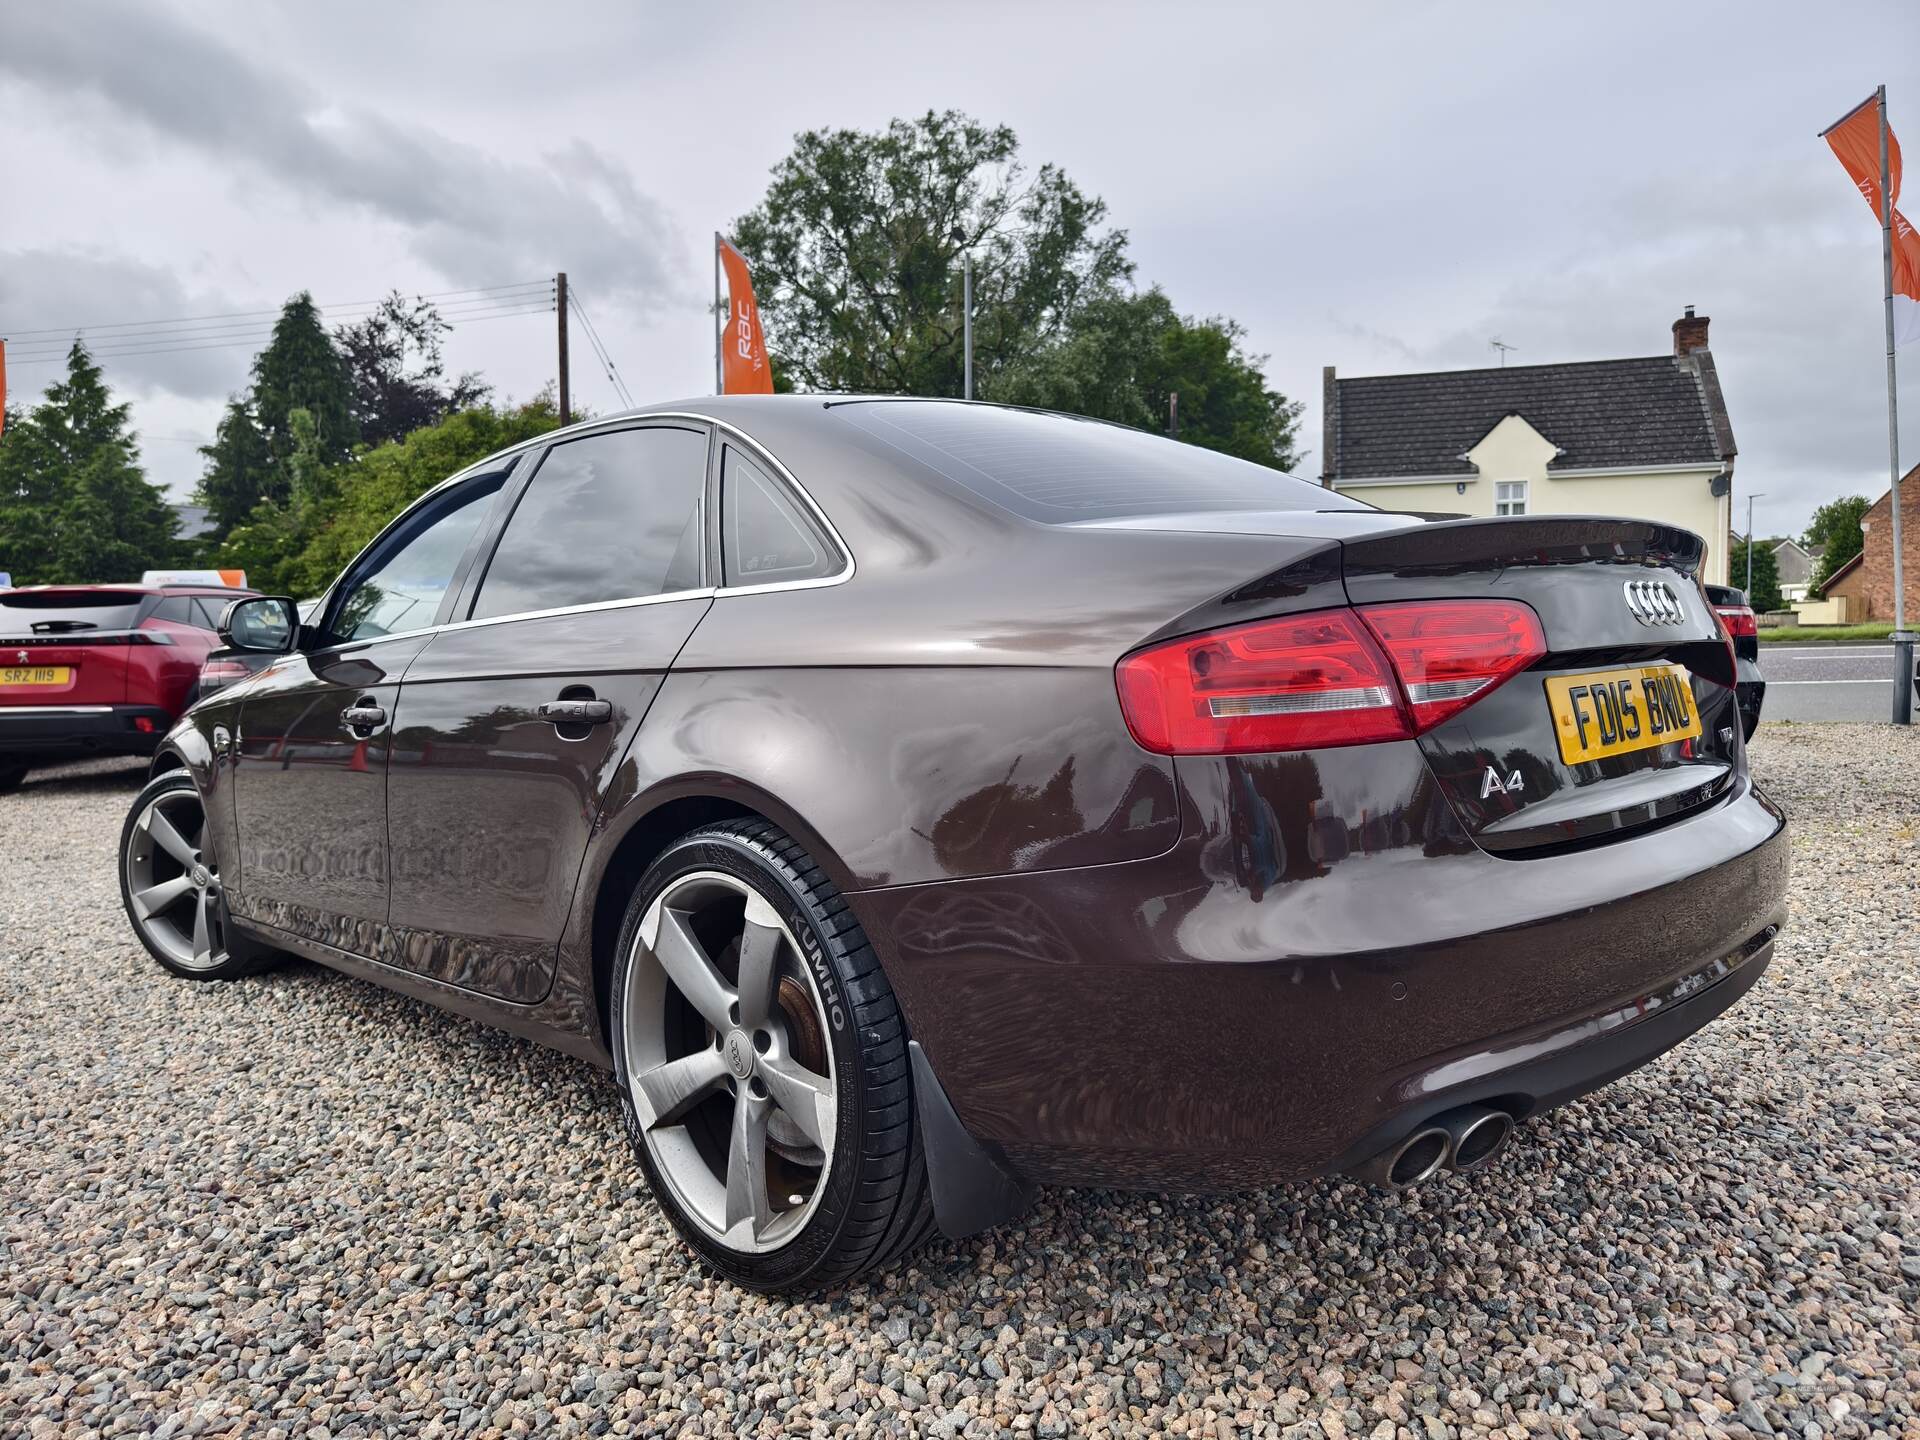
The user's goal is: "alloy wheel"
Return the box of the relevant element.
[621,871,839,1253]
[125,787,228,971]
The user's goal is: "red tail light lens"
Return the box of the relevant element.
[1714,604,1758,639]
[1117,610,1409,754]
[1358,600,1548,731]
[1117,600,1545,755]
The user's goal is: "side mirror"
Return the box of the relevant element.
[219,595,299,654]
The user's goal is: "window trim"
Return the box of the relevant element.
[300,411,855,651]
[451,417,715,627]
[1494,479,1529,517]
[718,440,844,590]
[306,458,524,655]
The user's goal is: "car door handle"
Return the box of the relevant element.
[538,699,613,725]
[342,702,387,732]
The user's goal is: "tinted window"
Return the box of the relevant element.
[722,445,838,586]
[470,426,708,620]
[191,597,227,630]
[836,401,1364,523]
[0,593,144,633]
[329,475,505,643]
[150,596,198,625]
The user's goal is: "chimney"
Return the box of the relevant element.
[1321,365,1338,487]
[1672,305,1711,356]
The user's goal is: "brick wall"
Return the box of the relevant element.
[1834,463,1920,621]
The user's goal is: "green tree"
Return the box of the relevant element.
[251,292,357,494]
[335,293,491,448]
[1728,535,1783,613]
[731,110,1132,397]
[194,397,272,537]
[993,289,1303,468]
[0,342,176,584]
[1804,494,1871,595]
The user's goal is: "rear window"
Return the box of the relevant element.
[0,592,146,633]
[834,400,1364,523]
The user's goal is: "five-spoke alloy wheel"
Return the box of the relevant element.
[119,768,269,981]
[611,821,933,1291]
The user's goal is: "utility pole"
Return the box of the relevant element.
[714,232,724,395]
[962,250,974,400]
[1746,493,1765,598]
[555,271,571,426]
[1169,392,1180,440]
[1877,86,1913,723]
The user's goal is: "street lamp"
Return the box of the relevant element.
[1745,492,1765,599]
[952,228,973,401]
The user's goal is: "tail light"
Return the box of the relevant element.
[1117,600,1545,755]
[1713,604,1758,639]
[1358,601,1547,730]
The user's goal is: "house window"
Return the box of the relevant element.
[1495,480,1528,516]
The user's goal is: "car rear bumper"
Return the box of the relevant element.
[849,744,1789,1192]
[0,704,173,760]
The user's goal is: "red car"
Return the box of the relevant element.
[0,583,253,791]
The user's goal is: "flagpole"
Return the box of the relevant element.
[714,232,724,396]
[1879,86,1912,723]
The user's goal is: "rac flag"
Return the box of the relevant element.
[717,237,774,394]
[1825,92,1920,347]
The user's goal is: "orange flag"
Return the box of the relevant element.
[717,237,774,394]
[1825,93,1920,347]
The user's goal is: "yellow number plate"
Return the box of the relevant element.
[1545,663,1701,765]
[0,666,71,686]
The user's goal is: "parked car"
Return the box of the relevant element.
[1704,583,1765,739]
[118,398,1789,1292]
[0,581,254,791]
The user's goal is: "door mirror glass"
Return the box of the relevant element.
[219,596,299,654]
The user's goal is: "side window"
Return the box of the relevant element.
[327,473,506,643]
[469,426,708,621]
[190,597,226,630]
[721,445,839,587]
[149,596,197,625]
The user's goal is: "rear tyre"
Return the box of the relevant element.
[119,769,277,981]
[0,764,27,794]
[610,820,933,1292]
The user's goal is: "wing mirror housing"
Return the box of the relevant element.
[219,595,300,654]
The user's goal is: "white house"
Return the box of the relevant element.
[1320,309,1738,584]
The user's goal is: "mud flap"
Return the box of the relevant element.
[909,1040,1035,1240]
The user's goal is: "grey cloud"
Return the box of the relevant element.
[1,4,685,314]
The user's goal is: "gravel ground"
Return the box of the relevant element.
[2,732,1917,1440]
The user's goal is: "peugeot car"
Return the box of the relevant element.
[117,397,1789,1291]
[1,581,256,792]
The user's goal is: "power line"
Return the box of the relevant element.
[566,285,634,409]
[0,280,552,343]
[3,289,554,359]
[4,297,553,369]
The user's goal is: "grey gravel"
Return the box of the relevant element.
[2,731,1917,1438]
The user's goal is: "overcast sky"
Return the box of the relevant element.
[4,1,1917,541]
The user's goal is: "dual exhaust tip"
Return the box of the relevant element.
[1351,1104,1515,1191]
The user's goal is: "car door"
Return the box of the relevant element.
[383,421,715,1002]
[227,467,512,955]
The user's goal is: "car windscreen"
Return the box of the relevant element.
[833,400,1366,523]
[0,592,146,633]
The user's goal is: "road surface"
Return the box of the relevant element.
[1758,642,1914,723]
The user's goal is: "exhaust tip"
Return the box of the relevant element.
[1384,1127,1450,1189]
[1445,1107,1515,1172]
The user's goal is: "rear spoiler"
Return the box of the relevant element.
[1340,515,1705,581]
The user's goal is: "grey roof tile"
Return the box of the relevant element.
[1329,355,1731,479]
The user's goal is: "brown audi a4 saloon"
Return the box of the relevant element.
[118,397,1788,1291]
